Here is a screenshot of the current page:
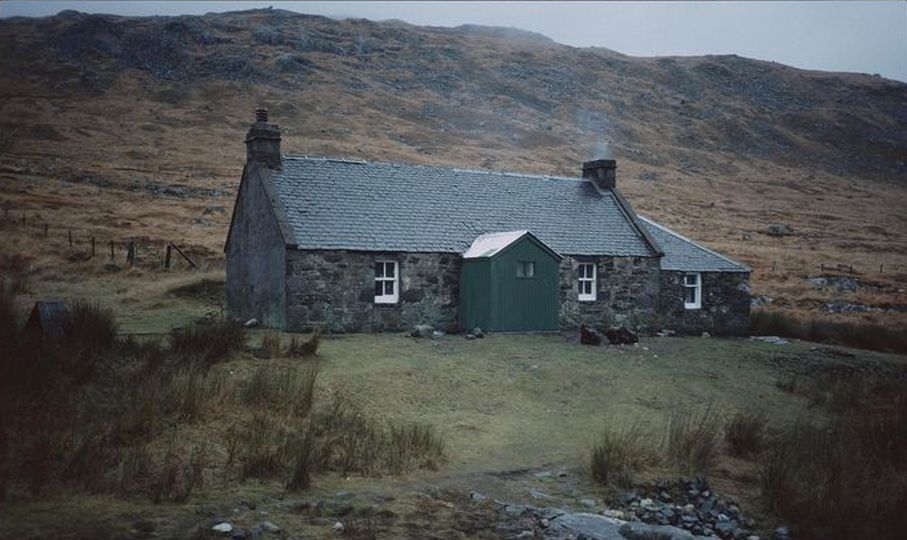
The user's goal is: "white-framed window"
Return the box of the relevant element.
[683,272,702,310]
[516,261,535,278]
[577,263,597,302]
[374,260,399,304]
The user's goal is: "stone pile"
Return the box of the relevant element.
[615,477,758,539]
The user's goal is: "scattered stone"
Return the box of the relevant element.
[750,295,774,308]
[472,326,485,338]
[261,521,281,533]
[580,324,603,345]
[750,336,788,345]
[530,489,552,500]
[772,526,791,540]
[765,224,794,237]
[579,498,598,508]
[212,522,233,534]
[470,490,487,502]
[243,318,258,328]
[605,326,639,345]
[431,330,445,338]
[410,324,433,338]
[465,333,476,340]
[231,529,247,540]
[701,331,711,338]
[656,329,676,337]
[331,521,345,534]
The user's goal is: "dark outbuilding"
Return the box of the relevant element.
[24,300,71,339]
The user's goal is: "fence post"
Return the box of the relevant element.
[127,241,136,266]
[880,263,883,274]
[68,229,72,247]
[109,240,114,262]
[44,224,48,238]
[165,244,172,269]
[772,260,777,273]
[91,237,95,258]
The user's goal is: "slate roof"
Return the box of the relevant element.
[268,156,657,257]
[638,216,750,273]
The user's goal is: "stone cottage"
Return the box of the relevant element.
[225,110,751,335]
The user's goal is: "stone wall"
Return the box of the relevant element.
[658,271,751,336]
[558,255,661,331]
[285,250,461,332]
[226,167,286,328]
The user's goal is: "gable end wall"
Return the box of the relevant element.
[225,168,287,327]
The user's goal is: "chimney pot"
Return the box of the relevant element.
[245,109,281,169]
[582,159,616,190]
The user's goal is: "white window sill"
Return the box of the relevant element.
[375,297,398,305]
[578,296,597,303]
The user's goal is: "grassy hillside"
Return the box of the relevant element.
[0,8,906,327]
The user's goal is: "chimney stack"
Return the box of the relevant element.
[245,108,281,169]
[582,159,616,190]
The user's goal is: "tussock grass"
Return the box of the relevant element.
[663,404,723,475]
[590,424,652,487]
[724,410,767,458]
[752,309,907,354]
[240,363,318,416]
[288,327,322,357]
[66,301,117,351]
[310,392,444,475]
[759,378,907,539]
[170,320,245,365]
[261,330,283,358]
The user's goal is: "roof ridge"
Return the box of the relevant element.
[638,215,750,271]
[282,154,587,183]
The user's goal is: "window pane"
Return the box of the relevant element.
[579,265,586,279]
[685,287,695,303]
[386,263,395,278]
[527,262,535,277]
[375,281,383,296]
[385,281,394,295]
[376,263,384,278]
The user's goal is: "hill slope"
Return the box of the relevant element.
[0,8,905,323]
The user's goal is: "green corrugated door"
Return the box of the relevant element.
[459,258,492,331]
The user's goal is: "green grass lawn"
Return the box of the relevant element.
[307,332,890,472]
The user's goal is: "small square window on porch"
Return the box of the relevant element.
[374,260,399,304]
[683,272,702,310]
[577,262,597,302]
[516,261,535,278]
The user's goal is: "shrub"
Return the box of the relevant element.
[310,392,444,476]
[286,430,313,491]
[591,424,651,487]
[724,410,767,458]
[67,301,117,351]
[234,413,291,480]
[751,309,907,354]
[759,384,907,539]
[170,320,246,365]
[261,331,283,358]
[288,327,322,357]
[663,404,723,474]
[240,364,318,416]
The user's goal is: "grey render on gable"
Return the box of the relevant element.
[225,113,751,335]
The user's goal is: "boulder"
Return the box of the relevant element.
[243,318,258,328]
[605,326,638,345]
[472,327,485,338]
[765,224,794,237]
[580,324,602,345]
[212,522,233,534]
[410,324,433,338]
